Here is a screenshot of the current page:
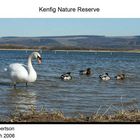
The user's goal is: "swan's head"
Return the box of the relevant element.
[31,52,42,64]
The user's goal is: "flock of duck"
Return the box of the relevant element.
[5,52,126,88]
[60,68,125,81]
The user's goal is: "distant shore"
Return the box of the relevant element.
[53,49,140,53]
[0,48,140,53]
[0,48,36,51]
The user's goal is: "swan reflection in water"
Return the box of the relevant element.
[1,88,38,115]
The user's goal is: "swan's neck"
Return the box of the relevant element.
[27,55,37,82]
[28,56,34,71]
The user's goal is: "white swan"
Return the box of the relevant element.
[7,52,42,88]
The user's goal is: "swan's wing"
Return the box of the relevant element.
[8,63,29,82]
[21,64,28,69]
[8,63,28,72]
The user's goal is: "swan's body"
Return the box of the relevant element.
[99,73,111,81]
[7,52,42,87]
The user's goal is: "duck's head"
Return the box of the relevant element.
[66,72,71,75]
[87,68,91,71]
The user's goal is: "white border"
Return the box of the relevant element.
[0,0,140,140]
[0,0,140,17]
[2,124,139,140]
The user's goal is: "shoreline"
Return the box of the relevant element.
[7,110,140,122]
[53,49,138,53]
[0,48,140,53]
[0,48,37,51]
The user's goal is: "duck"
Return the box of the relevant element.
[79,68,91,75]
[6,52,42,88]
[99,73,111,81]
[115,74,125,80]
[60,72,72,80]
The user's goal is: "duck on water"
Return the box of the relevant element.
[115,74,125,80]
[99,73,111,81]
[60,72,72,81]
[79,68,91,75]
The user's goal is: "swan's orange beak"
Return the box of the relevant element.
[37,56,42,64]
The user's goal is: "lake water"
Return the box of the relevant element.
[0,50,140,119]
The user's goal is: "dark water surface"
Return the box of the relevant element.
[0,50,140,118]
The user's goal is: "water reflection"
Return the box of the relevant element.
[0,87,37,117]
[9,88,37,107]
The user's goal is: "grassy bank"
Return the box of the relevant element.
[6,109,140,123]
[128,49,140,53]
